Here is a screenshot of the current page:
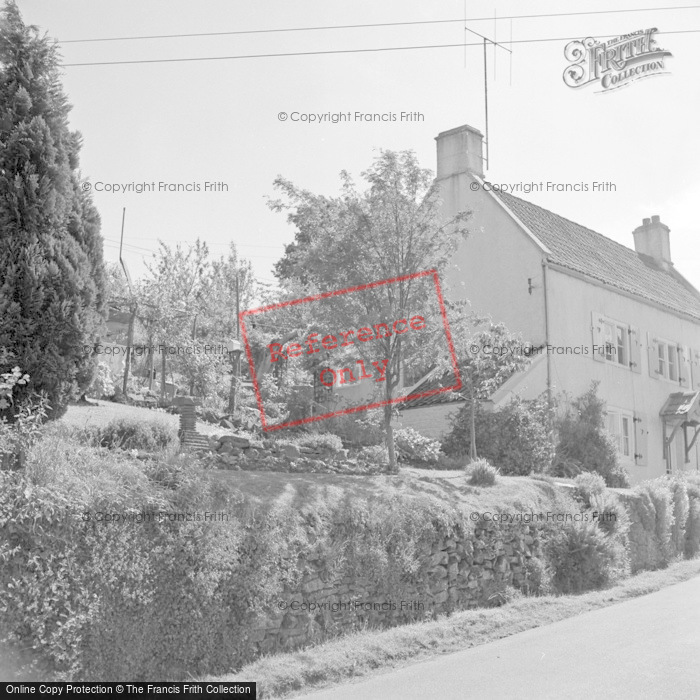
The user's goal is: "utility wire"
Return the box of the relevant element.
[62,30,698,67]
[59,5,700,44]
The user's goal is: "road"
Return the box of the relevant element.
[297,575,700,700]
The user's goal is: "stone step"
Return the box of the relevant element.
[180,431,211,451]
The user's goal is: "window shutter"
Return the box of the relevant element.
[691,349,700,391]
[678,345,691,388]
[647,333,660,379]
[633,413,648,466]
[628,326,642,373]
[591,312,604,362]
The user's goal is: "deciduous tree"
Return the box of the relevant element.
[270,150,469,471]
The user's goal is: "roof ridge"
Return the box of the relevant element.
[490,188,700,319]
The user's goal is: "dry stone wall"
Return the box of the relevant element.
[246,521,541,656]
[204,433,384,474]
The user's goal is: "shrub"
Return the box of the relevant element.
[0,434,307,681]
[1,426,473,680]
[443,395,554,476]
[668,478,689,558]
[553,383,630,488]
[684,475,700,559]
[544,518,629,594]
[483,580,522,607]
[83,417,177,453]
[520,555,553,596]
[323,410,385,447]
[295,432,344,452]
[549,458,582,479]
[465,458,498,486]
[0,392,49,471]
[87,362,115,400]
[588,491,630,539]
[572,472,607,506]
[394,427,442,465]
[633,478,675,566]
[357,444,388,465]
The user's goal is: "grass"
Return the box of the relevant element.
[209,466,577,517]
[60,399,223,436]
[206,559,700,699]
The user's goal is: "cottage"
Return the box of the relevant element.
[398,124,700,485]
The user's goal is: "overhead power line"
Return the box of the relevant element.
[59,5,700,44]
[62,30,699,67]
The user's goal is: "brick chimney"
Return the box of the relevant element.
[633,215,671,269]
[435,124,485,179]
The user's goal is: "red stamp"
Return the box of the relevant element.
[239,269,461,432]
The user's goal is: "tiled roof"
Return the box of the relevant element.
[492,189,700,321]
[399,372,465,410]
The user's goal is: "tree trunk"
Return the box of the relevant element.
[470,389,477,462]
[160,349,166,404]
[189,315,197,396]
[384,383,398,473]
[147,329,154,390]
[122,303,137,397]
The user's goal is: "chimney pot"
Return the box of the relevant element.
[643,217,651,225]
[651,214,660,224]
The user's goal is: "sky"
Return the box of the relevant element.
[17,0,700,292]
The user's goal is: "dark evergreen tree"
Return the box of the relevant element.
[0,1,106,419]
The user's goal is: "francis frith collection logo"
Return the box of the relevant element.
[563,28,672,92]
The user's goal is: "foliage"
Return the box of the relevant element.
[0,352,30,411]
[633,478,676,567]
[430,315,533,462]
[136,240,256,404]
[684,474,700,559]
[448,318,532,404]
[81,417,177,453]
[0,393,49,470]
[0,3,107,419]
[444,395,553,476]
[668,478,690,559]
[0,464,300,680]
[269,150,470,471]
[544,518,629,594]
[520,556,553,596]
[357,444,389,465]
[394,427,442,465]
[587,491,630,539]
[571,472,607,506]
[295,432,344,452]
[0,352,48,469]
[464,458,498,486]
[553,383,630,488]
[322,410,385,447]
[87,361,115,400]
[0,426,469,679]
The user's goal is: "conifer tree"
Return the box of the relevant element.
[0,1,106,419]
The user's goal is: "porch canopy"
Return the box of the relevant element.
[660,391,700,463]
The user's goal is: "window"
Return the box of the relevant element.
[606,408,634,460]
[602,320,628,366]
[657,340,678,382]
